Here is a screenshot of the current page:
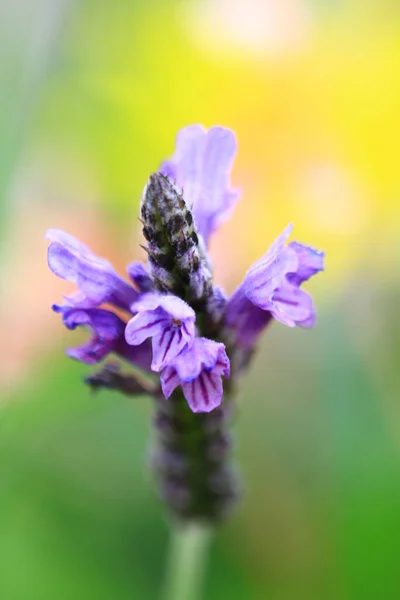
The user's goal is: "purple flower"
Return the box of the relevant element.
[125,294,196,372]
[161,338,230,413]
[225,224,324,348]
[161,125,240,244]
[47,230,152,371]
[53,305,151,369]
[46,229,138,310]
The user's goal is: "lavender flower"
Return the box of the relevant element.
[224,223,324,351]
[53,305,151,370]
[161,338,230,413]
[47,229,151,374]
[46,229,138,310]
[46,124,324,521]
[125,293,195,371]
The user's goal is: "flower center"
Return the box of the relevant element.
[172,318,182,328]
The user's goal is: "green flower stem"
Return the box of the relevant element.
[161,523,212,600]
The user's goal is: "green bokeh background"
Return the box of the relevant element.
[1,1,400,598]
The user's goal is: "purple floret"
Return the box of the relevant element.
[160,338,230,413]
[225,224,324,348]
[53,305,151,369]
[47,229,152,371]
[125,293,196,372]
[46,229,138,311]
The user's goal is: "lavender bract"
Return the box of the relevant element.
[47,124,324,521]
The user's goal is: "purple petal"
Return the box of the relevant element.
[54,305,152,370]
[270,285,314,327]
[125,311,169,346]
[244,224,298,309]
[151,322,195,372]
[287,242,325,286]
[54,305,123,337]
[127,294,196,370]
[160,125,240,243]
[160,366,181,399]
[127,262,154,292]
[297,311,317,329]
[55,307,124,365]
[225,224,323,347]
[169,338,230,382]
[182,370,224,413]
[46,229,137,310]
[225,224,296,328]
[160,338,230,413]
[198,127,240,238]
[132,293,195,321]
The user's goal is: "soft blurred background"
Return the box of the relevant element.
[1,0,400,598]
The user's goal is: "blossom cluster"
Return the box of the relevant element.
[47,125,324,413]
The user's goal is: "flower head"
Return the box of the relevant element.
[125,293,196,371]
[46,125,323,408]
[46,123,324,522]
[161,338,230,413]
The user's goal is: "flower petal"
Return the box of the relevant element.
[46,229,137,310]
[127,262,154,292]
[160,366,181,399]
[173,338,228,382]
[287,242,325,286]
[182,370,224,413]
[197,127,240,239]
[132,293,195,321]
[125,311,168,346]
[297,311,317,329]
[151,326,191,372]
[243,224,298,309]
[225,224,323,347]
[54,305,152,369]
[271,285,314,327]
[159,338,230,412]
[54,305,123,338]
[54,307,124,365]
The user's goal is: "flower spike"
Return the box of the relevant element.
[46,124,323,522]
